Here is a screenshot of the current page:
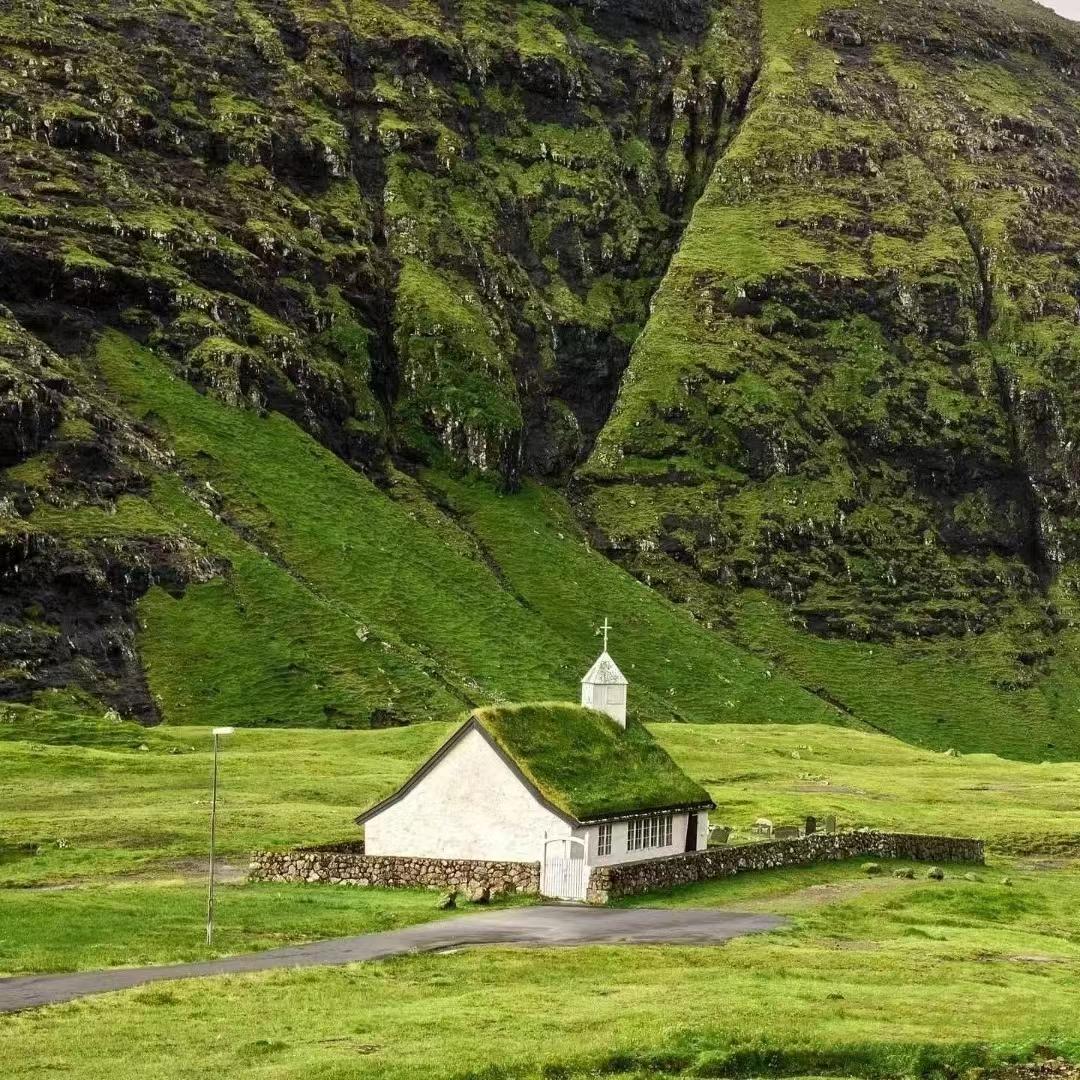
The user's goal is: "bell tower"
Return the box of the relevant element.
[580,618,628,728]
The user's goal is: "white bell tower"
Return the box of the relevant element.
[580,618,628,728]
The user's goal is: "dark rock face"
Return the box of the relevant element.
[0,0,753,715]
[0,532,215,721]
[0,316,219,717]
[0,0,750,482]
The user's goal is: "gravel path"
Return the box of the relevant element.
[0,906,786,1014]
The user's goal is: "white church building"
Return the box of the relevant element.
[356,628,715,901]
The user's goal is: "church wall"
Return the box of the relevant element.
[580,681,626,728]
[582,811,699,867]
[363,727,571,861]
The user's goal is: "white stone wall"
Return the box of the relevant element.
[364,727,572,861]
[582,811,702,867]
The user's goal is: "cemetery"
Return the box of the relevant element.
[249,828,984,904]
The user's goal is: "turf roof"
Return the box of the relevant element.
[471,702,714,822]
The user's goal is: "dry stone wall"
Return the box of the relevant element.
[586,832,985,903]
[249,849,540,896]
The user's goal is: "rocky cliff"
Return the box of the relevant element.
[3,0,1080,759]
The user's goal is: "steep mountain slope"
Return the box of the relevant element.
[3,0,1080,759]
[1,0,770,725]
[1,0,750,476]
[580,0,1080,758]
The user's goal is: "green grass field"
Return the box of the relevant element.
[0,880,503,977]
[2,863,1078,1078]
[2,711,1079,1078]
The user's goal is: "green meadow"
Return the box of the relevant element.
[1,864,1078,1079]
[0,880,491,977]
[2,710,1079,1077]
[1,708,1078,1080]
[4,708,1078,886]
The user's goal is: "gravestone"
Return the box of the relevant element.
[773,826,800,840]
[752,818,774,836]
[804,816,817,835]
[823,814,837,834]
[708,825,731,847]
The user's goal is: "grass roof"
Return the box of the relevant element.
[472,702,713,822]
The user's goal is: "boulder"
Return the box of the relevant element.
[861,861,882,875]
[467,886,491,905]
[436,890,458,910]
[893,867,915,879]
[927,866,945,880]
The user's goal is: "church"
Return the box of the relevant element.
[356,626,715,901]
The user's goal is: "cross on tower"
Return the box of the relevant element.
[600,617,612,653]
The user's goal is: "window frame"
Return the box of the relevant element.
[625,813,674,853]
[597,822,612,857]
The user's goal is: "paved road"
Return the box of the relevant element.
[0,906,785,1014]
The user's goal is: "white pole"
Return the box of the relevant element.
[206,732,219,946]
[206,727,234,947]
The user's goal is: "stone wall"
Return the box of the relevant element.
[586,832,985,903]
[249,849,540,896]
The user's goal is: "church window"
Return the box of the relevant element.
[597,823,612,856]
[626,814,674,852]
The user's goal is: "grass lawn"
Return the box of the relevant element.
[0,716,453,884]
[0,880,526,977]
[2,862,1078,1079]
[3,712,1080,1079]
[657,723,1080,856]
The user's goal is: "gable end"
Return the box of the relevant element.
[355,718,580,827]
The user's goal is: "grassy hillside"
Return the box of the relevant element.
[0,0,758,727]
[12,328,1080,756]
[2,0,1080,761]
[579,0,1080,759]
[61,331,839,730]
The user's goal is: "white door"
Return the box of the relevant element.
[541,837,587,901]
